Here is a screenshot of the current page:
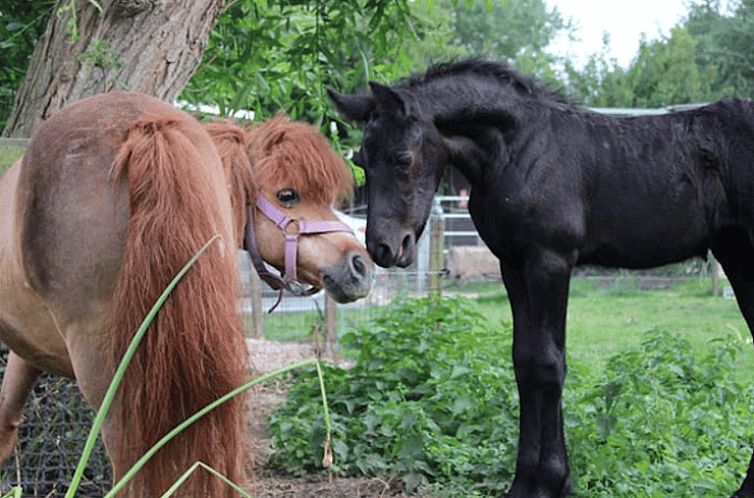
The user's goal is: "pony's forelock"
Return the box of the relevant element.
[246,115,353,205]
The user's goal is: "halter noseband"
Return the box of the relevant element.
[244,193,354,312]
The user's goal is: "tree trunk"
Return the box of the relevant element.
[3,0,224,138]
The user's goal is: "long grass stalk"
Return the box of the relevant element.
[105,359,317,497]
[315,360,333,468]
[65,235,222,498]
[1,487,22,498]
[160,461,250,498]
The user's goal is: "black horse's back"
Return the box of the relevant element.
[575,106,724,268]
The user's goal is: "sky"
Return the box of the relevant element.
[547,0,692,69]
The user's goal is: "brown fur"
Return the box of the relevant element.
[245,115,353,205]
[108,114,247,497]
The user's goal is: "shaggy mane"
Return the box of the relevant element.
[204,121,257,245]
[406,58,570,104]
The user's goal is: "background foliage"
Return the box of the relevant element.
[564,0,754,107]
[0,1,53,130]
[2,0,753,135]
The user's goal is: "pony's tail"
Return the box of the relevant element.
[108,115,248,497]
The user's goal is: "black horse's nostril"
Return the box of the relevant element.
[351,254,368,279]
[401,233,413,254]
[375,243,394,265]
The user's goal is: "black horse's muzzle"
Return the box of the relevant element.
[366,224,416,268]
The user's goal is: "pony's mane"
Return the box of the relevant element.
[245,115,353,205]
[204,121,257,245]
[406,58,569,104]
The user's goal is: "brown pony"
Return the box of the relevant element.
[0,92,372,496]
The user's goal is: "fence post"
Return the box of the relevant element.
[324,294,338,359]
[249,266,265,339]
[710,254,721,297]
[429,199,444,297]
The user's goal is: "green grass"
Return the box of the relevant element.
[469,277,753,381]
[258,278,752,380]
[0,143,24,175]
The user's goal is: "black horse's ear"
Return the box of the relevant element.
[327,88,373,123]
[368,81,413,117]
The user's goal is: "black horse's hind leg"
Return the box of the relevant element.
[501,249,574,498]
[712,227,754,498]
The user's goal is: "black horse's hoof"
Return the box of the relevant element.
[504,482,571,498]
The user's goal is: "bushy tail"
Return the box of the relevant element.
[108,115,248,497]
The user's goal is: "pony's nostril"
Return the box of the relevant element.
[351,254,368,279]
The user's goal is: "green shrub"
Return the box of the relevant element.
[269,297,754,497]
[568,330,753,496]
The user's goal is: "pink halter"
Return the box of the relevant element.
[244,193,354,312]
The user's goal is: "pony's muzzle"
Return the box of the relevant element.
[322,250,374,303]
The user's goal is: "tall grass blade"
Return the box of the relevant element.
[65,235,222,498]
[160,461,250,498]
[315,360,333,468]
[105,359,317,497]
[1,487,22,498]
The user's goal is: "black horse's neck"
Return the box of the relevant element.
[401,61,566,186]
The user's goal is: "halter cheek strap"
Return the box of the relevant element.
[244,193,354,312]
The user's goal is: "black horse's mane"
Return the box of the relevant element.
[404,58,571,104]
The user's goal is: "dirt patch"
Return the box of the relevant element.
[247,339,352,374]
[246,346,412,497]
[251,475,407,497]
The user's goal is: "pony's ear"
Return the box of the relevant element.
[327,88,373,123]
[368,81,414,117]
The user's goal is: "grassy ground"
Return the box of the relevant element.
[251,305,379,343]
[0,143,24,175]
[260,277,753,381]
[466,277,753,381]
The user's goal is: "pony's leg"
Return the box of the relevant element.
[501,249,573,498]
[63,332,118,457]
[0,352,42,464]
[712,228,754,498]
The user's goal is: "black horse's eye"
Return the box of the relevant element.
[394,152,413,169]
[276,188,299,207]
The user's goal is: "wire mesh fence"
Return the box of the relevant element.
[0,350,111,497]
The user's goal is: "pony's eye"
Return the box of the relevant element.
[276,188,299,207]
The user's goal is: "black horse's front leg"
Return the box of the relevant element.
[502,250,573,498]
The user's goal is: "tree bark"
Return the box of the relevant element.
[3,0,224,138]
